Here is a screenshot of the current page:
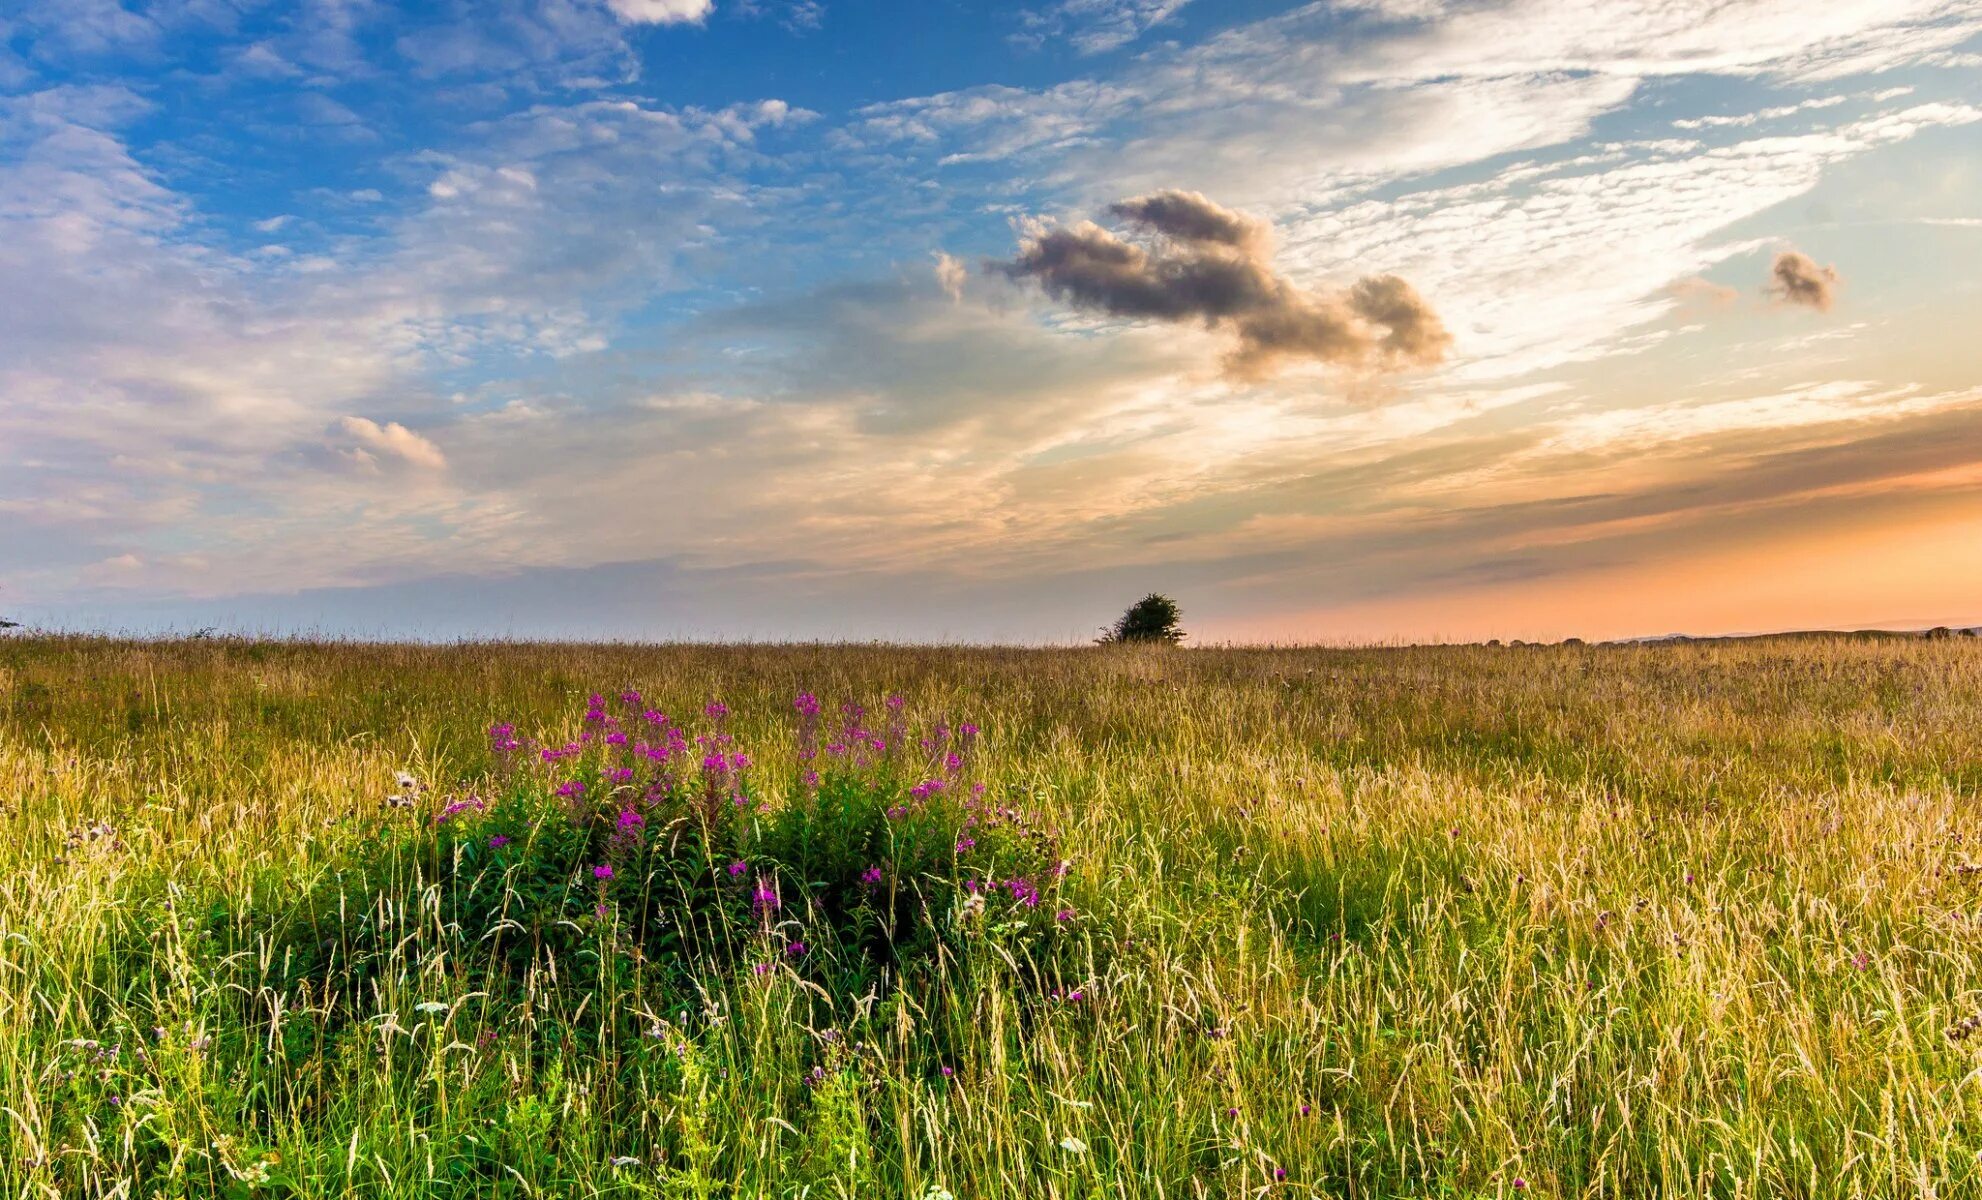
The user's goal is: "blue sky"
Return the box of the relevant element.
[3,0,1980,642]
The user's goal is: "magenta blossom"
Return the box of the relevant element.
[593,864,614,880]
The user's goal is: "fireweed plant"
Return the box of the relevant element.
[367,691,1077,1009]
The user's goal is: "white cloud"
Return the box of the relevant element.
[334,416,449,470]
[1277,104,1981,381]
[1022,0,1194,55]
[933,251,967,302]
[605,0,714,25]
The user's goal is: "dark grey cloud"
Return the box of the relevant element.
[998,189,1450,378]
[1769,249,1840,312]
[1107,189,1265,250]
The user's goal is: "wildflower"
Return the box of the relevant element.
[1299,1103,1312,1116]
[1512,1180,1528,1191]
[728,861,748,877]
[705,701,729,720]
[617,809,645,831]
[1058,1136,1087,1155]
[1852,952,1871,971]
[1225,1107,1238,1118]
[594,864,615,880]
[489,835,511,849]
[886,694,906,710]
[396,771,418,792]
[794,692,821,717]
[1056,908,1075,922]
[557,780,586,799]
[753,882,780,914]
[753,961,774,976]
[785,941,807,958]
[1066,989,1086,1002]
[940,1065,955,1077]
[955,837,976,853]
[860,866,884,886]
[1274,1167,1287,1181]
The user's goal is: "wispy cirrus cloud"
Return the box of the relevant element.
[1016,0,1194,55]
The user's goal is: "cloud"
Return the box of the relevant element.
[1669,275,1741,309]
[1108,189,1265,249]
[998,189,1450,377]
[333,417,449,470]
[604,0,714,25]
[1019,0,1193,55]
[1769,249,1841,311]
[932,251,967,302]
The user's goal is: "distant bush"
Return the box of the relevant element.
[1098,593,1186,645]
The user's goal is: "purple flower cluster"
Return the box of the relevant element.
[472,690,1075,986]
[434,796,487,825]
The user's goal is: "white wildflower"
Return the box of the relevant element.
[1059,1136,1088,1155]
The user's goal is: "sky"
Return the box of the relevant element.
[1,0,1979,644]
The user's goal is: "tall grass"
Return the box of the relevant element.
[3,635,1982,1197]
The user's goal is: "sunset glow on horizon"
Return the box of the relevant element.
[3,0,1980,643]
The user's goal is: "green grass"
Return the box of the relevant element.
[4,634,1982,1198]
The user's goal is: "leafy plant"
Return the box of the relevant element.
[1098,593,1186,645]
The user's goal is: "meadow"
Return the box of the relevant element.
[3,634,1982,1198]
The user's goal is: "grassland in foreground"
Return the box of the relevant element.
[4,635,1982,1199]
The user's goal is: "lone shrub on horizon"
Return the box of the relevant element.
[1099,593,1186,645]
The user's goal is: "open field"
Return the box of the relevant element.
[4,635,1982,1198]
